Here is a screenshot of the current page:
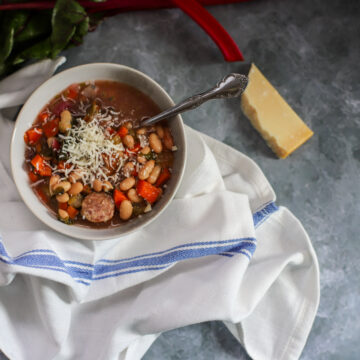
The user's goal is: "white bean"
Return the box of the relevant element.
[124,121,132,129]
[119,177,135,191]
[141,146,151,155]
[147,165,161,184]
[59,110,72,133]
[122,134,134,149]
[137,155,146,164]
[92,179,102,192]
[68,182,83,196]
[163,128,174,150]
[156,125,164,139]
[127,188,141,203]
[136,127,146,135]
[149,133,162,153]
[58,209,69,220]
[53,181,71,193]
[69,170,82,184]
[56,193,69,203]
[119,200,133,220]
[139,160,155,180]
[49,175,60,194]
[103,181,113,192]
[123,162,135,177]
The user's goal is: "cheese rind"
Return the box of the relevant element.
[241,63,313,158]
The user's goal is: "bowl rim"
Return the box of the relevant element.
[10,62,187,240]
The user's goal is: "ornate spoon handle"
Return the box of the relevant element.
[140,73,248,127]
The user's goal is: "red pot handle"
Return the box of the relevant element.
[172,0,244,62]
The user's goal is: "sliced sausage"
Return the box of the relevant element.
[81,192,115,223]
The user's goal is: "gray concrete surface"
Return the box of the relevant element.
[2,0,359,358]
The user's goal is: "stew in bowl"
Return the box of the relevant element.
[11,64,186,240]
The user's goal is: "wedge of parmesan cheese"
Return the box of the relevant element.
[241,63,313,158]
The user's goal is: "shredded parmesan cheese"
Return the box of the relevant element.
[58,118,126,185]
[138,134,149,148]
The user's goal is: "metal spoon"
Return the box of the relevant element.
[139,73,248,127]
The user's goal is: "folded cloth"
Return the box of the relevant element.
[0,60,320,360]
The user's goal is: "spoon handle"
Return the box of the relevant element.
[140,73,248,127]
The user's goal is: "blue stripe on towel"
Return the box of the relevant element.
[0,238,256,285]
[98,238,254,265]
[253,202,278,227]
[94,265,172,281]
[93,239,256,279]
[0,256,91,285]
[0,202,278,285]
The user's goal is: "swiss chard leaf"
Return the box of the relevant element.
[0,11,29,63]
[0,0,105,78]
[14,38,53,64]
[69,14,89,47]
[0,27,15,63]
[51,0,89,57]
[15,12,52,44]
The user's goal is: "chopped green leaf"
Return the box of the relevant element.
[58,216,73,225]
[144,152,156,161]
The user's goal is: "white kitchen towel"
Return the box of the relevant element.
[0,60,320,360]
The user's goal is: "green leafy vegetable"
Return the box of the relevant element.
[51,0,89,57]
[15,12,52,44]
[70,15,90,47]
[14,38,53,65]
[0,0,99,78]
[0,11,29,62]
[144,152,156,161]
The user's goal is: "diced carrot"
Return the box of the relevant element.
[24,128,43,145]
[31,154,52,177]
[28,171,39,183]
[38,112,49,124]
[57,161,71,170]
[58,202,68,211]
[67,205,79,219]
[43,118,59,138]
[66,84,79,100]
[57,161,65,170]
[117,126,128,138]
[113,189,128,207]
[125,143,141,156]
[136,180,161,204]
[155,167,171,187]
[131,143,141,152]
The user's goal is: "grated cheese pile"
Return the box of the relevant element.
[58,118,126,185]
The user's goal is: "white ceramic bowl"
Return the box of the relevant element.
[11,63,186,240]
